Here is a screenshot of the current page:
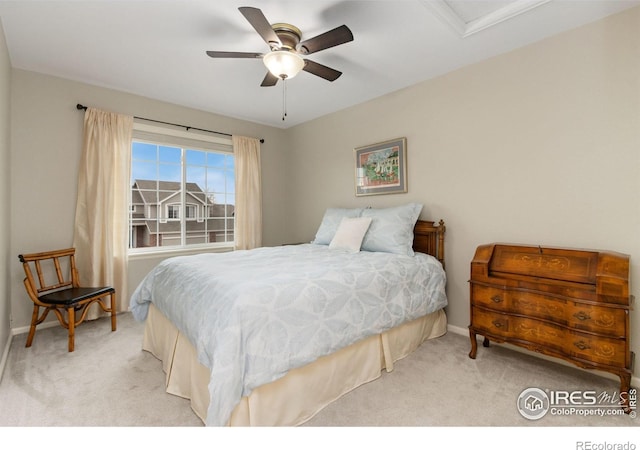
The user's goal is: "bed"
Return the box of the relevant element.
[130,204,448,426]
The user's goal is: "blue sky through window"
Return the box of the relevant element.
[132,141,235,205]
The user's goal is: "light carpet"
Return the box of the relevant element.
[0,313,637,434]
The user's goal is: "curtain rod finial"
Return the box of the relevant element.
[76,103,87,111]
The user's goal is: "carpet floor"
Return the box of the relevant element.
[0,312,637,445]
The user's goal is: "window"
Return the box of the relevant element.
[186,205,197,220]
[167,204,180,219]
[129,124,235,251]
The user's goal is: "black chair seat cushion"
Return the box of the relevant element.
[39,286,115,306]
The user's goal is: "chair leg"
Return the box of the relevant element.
[25,305,39,348]
[67,306,75,352]
[110,292,117,332]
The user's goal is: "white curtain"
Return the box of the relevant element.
[73,107,133,318]
[233,135,262,250]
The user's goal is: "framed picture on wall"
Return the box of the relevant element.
[354,137,407,196]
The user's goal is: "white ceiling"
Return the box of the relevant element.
[0,0,638,128]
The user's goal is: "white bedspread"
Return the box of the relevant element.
[129,244,447,426]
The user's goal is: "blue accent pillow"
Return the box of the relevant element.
[360,203,423,256]
[312,208,365,245]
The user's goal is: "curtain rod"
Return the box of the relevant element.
[76,104,264,144]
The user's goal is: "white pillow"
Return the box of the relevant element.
[312,208,365,245]
[360,203,423,256]
[329,217,373,253]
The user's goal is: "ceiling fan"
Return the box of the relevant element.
[206,6,354,86]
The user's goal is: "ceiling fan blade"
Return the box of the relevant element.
[303,59,342,82]
[206,51,263,59]
[261,72,279,87]
[238,6,282,49]
[298,25,353,55]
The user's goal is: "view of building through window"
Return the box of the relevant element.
[129,140,235,249]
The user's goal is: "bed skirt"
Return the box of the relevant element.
[142,303,448,426]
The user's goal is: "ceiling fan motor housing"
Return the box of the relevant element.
[271,23,302,51]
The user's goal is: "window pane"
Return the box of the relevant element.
[207,152,227,168]
[168,204,180,219]
[159,146,181,163]
[158,163,181,182]
[225,154,235,171]
[132,142,158,160]
[206,168,227,193]
[186,149,207,165]
[186,166,205,185]
[226,170,235,195]
[131,161,158,182]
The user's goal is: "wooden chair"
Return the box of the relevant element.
[18,248,116,352]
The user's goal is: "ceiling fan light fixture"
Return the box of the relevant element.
[263,50,305,80]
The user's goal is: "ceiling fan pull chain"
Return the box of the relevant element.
[282,78,287,121]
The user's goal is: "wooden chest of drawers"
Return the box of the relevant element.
[468,243,633,411]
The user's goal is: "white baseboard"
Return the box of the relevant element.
[447,324,640,389]
[11,320,59,336]
[0,333,12,384]
[447,324,468,336]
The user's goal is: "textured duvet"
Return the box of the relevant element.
[129,244,447,426]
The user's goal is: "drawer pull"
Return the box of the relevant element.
[491,295,503,303]
[574,340,591,351]
[573,311,591,321]
[492,320,504,329]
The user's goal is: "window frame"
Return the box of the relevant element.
[185,204,197,220]
[128,122,235,257]
[167,204,180,220]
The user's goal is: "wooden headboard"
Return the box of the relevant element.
[413,220,446,268]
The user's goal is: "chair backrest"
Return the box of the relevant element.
[19,248,80,301]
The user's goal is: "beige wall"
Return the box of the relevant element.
[287,8,640,370]
[9,70,290,329]
[0,19,11,369]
